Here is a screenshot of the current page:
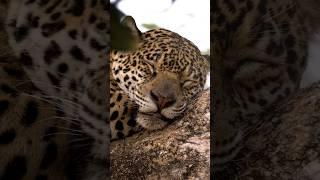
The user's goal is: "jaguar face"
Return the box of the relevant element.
[111,18,209,130]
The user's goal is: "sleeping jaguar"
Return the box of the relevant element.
[213,0,320,177]
[0,0,209,179]
[110,16,209,140]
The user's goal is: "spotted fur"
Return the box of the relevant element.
[110,17,209,140]
[0,1,208,179]
[212,0,320,173]
[0,0,108,179]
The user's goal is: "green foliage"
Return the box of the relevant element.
[111,0,178,51]
[111,5,139,51]
[141,23,160,30]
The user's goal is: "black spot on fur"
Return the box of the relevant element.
[96,22,107,30]
[128,129,135,136]
[248,95,256,103]
[132,76,138,81]
[286,50,297,64]
[227,8,246,31]
[41,21,66,37]
[258,99,267,106]
[123,68,130,73]
[46,0,63,13]
[40,142,58,169]
[21,101,39,127]
[116,94,122,101]
[50,12,61,21]
[20,51,33,66]
[31,17,40,28]
[123,75,129,82]
[1,156,27,180]
[38,0,50,6]
[1,84,17,95]
[0,100,9,116]
[127,117,136,127]
[258,0,267,14]
[88,14,97,24]
[14,26,29,42]
[67,0,85,16]
[110,111,118,121]
[25,0,36,4]
[115,121,124,130]
[123,105,128,115]
[44,41,62,65]
[90,38,106,51]
[0,129,16,144]
[26,13,40,28]
[70,46,90,63]
[117,131,124,139]
[3,66,24,78]
[57,63,69,74]
[68,29,78,40]
[132,60,137,67]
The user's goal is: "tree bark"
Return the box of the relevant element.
[216,81,320,180]
[111,90,210,179]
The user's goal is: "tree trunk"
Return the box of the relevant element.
[216,81,320,180]
[111,90,210,179]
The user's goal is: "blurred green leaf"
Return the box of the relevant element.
[111,4,139,51]
[141,23,160,30]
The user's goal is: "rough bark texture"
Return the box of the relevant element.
[216,81,320,180]
[111,90,210,179]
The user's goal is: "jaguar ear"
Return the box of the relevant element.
[120,16,142,39]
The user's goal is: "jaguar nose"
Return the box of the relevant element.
[150,89,177,110]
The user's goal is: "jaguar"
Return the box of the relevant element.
[212,0,320,175]
[0,0,209,179]
[110,16,209,140]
